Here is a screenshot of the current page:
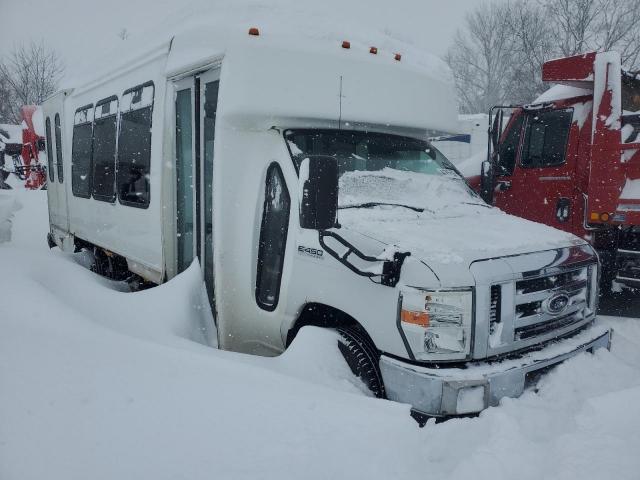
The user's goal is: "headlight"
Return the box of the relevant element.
[399,288,473,361]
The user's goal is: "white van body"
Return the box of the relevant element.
[42,26,611,416]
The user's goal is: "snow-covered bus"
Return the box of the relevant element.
[42,25,611,417]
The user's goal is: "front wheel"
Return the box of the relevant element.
[335,326,385,398]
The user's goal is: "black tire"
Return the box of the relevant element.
[336,325,385,398]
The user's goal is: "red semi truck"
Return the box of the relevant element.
[472,51,640,290]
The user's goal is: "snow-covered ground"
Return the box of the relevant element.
[1,189,639,480]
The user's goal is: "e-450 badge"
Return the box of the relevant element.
[298,245,324,259]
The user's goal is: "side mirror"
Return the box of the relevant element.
[480,160,494,204]
[299,156,339,230]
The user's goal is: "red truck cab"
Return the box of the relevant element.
[474,51,640,290]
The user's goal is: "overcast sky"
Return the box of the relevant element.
[2,0,478,80]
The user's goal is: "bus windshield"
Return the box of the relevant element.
[285,129,461,177]
[285,129,481,212]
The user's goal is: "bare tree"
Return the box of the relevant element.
[446,2,516,114]
[0,41,64,124]
[117,28,130,41]
[448,0,640,113]
[0,75,13,123]
[505,1,555,104]
[545,0,640,69]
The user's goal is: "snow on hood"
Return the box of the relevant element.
[0,192,19,243]
[337,169,584,278]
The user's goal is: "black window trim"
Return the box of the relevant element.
[71,103,94,199]
[116,80,155,209]
[519,108,574,169]
[45,116,55,182]
[255,162,291,312]
[495,111,525,177]
[91,95,119,203]
[54,113,63,183]
[74,103,94,125]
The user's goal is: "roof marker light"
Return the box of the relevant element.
[248,27,260,36]
[370,47,378,54]
[342,41,351,49]
[394,53,402,61]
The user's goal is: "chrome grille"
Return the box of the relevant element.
[513,265,591,342]
[472,245,599,359]
[489,285,502,335]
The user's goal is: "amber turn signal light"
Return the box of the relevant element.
[590,212,611,222]
[401,309,429,328]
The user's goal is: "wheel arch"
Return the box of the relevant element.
[285,302,374,348]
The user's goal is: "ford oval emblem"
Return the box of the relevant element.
[544,292,570,315]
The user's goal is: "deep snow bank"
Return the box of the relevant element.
[1,190,639,480]
[0,191,20,243]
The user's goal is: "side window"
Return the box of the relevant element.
[72,105,93,198]
[45,117,55,182]
[256,163,290,311]
[520,109,573,168]
[117,82,154,207]
[92,97,118,202]
[54,113,63,182]
[497,113,524,176]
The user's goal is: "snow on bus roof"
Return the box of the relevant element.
[68,6,452,94]
[63,9,460,135]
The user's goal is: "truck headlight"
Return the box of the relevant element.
[399,288,473,361]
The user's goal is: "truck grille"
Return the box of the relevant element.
[489,285,502,336]
[513,265,591,342]
[473,245,599,359]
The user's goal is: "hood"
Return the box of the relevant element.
[336,169,586,287]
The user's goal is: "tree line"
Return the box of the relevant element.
[447,0,640,114]
[0,41,64,124]
[2,3,639,123]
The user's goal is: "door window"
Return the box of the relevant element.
[496,113,524,176]
[203,80,219,304]
[45,117,55,182]
[256,163,290,311]
[520,109,573,168]
[54,114,63,182]
[175,88,194,272]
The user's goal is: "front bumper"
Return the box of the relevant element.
[380,323,612,416]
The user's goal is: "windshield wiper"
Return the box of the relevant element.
[339,202,424,212]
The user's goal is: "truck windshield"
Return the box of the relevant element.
[285,129,480,211]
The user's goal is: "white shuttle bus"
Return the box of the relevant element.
[42,26,611,417]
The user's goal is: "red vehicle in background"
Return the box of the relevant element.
[0,106,47,189]
[19,105,47,189]
[473,51,640,290]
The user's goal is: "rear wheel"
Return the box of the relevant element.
[335,325,385,398]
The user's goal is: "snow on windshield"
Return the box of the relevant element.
[286,129,480,212]
[339,167,480,213]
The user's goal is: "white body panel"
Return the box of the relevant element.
[43,26,599,375]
